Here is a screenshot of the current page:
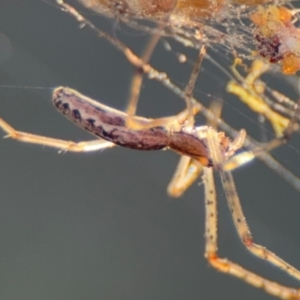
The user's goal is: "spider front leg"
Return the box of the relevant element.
[204,127,300,299]
[0,116,115,153]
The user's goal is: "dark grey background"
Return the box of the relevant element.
[0,1,300,300]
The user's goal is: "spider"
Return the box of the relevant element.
[1,78,300,299]
[59,0,300,191]
[1,1,300,299]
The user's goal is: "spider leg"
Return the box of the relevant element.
[183,45,206,127]
[125,21,167,129]
[126,45,206,130]
[167,156,202,197]
[167,93,223,198]
[204,127,300,299]
[0,117,115,152]
[124,102,202,133]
